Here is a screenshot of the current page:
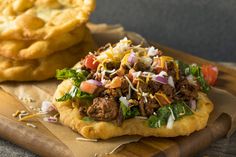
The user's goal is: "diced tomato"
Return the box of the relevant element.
[201,64,218,86]
[84,55,99,70]
[106,76,122,88]
[80,81,97,94]
[152,58,163,73]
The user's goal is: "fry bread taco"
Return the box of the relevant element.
[53,38,218,139]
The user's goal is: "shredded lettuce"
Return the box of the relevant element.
[56,68,88,86]
[120,102,140,119]
[56,69,93,101]
[56,85,93,101]
[188,64,210,93]
[56,86,93,102]
[176,61,210,93]
[82,116,94,122]
[148,101,193,128]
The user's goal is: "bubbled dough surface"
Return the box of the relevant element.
[0,0,95,40]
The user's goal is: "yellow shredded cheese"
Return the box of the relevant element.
[12,110,20,117]
[160,56,174,68]
[153,95,162,106]
[18,113,42,122]
[121,52,131,65]
[174,62,180,80]
[146,72,151,83]
[155,92,171,106]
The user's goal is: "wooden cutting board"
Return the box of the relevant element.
[0,42,235,157]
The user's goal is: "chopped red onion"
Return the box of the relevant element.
[168,76,175,88]
[152,76,168,84]
[43,117,58,123]
[132,71,142,78]
[41,101,55,113]
[158,71,168,77]
[119,96,129,107]
[189,100,197,110]
[141,56,153,66]
[87,79,103,86]
[186,75,197,85]
[128,51,136,64]
[147,46,158,57]
[166,115,174,129]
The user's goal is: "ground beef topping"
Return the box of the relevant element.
[55,38,214,128]
[87,97,118,121]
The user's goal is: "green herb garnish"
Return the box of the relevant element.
[56,68,88,86]
[176,61,210,93]
[56,86,94,102]
[82,116,94,122]
[187,64,210,93]
[148,101,193,128]
[56,69,93,102]
[120,102,140,119]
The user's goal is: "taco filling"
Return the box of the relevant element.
[55,38,218,129]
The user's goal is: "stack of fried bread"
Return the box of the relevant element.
[0,0,96,82]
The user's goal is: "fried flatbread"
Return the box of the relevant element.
[0,0,95,40]
[0,31,96,82]
[0,25,87,60]
[53,66,213,140]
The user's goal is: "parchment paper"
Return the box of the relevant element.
[0,23,236,157]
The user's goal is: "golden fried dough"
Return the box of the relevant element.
[0,25,87,60]
[0,0,95,40]
[53,69,214,140]
[0,32,96,82]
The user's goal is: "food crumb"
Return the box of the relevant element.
[26,123,37,128]
[76,137,98,142]
[12,110,20,117]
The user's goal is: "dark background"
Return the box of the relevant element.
[91,0,236,62]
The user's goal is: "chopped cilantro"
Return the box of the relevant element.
[56,86,94,102]
[148,101,193,128]
[56,68,88,86]
[82,116,94,122]
[120,102,140,119]
[176,61,210,93]
[55,69,93,102]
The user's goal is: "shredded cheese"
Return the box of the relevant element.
[76,137,98,142]
[155,92,171,106]
[146,72,151,83]
[19,112,29,119]
[153,95,161,106]
[19,113,43,122]
[174,62,180,80]
[12,110,20,117]
[26,123,37,128]
[124,76,138,92]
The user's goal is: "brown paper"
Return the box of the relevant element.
[0,81,140,157]
[0,23,236,157]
